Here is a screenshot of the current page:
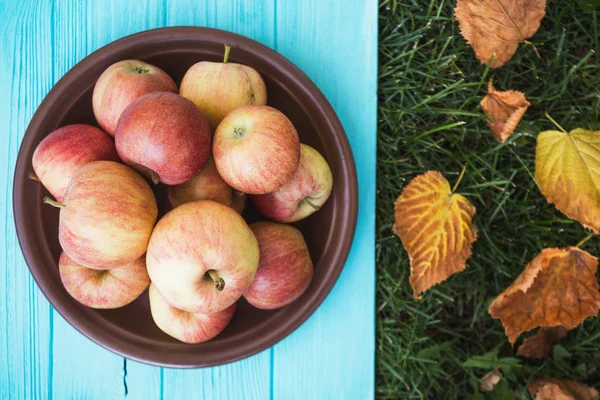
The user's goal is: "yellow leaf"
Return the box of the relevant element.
[489,247,600,345]
[455,0,546,68]
[393,171,477,299]
[535,128,600,233]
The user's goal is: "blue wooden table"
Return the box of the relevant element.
[0,1,377,398]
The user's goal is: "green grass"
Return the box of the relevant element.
[376,1,600,398]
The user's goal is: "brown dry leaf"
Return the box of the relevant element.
[535,128,600,233]
[481,81,530,143]
[529,377,600,400]
[479,367,502,392]
[455,0,546,68]
[489,247,600,344]
[393,171,477,299]
[517,326,567,359]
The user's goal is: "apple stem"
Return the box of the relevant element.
[149,170,160,185]
[43,196,65,209]
[223,44,231,64]
[208,270,225,291]
[304,198,320,211]
[28,172,40,182]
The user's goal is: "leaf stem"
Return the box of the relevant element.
[545,113,567,134]
[452,166,467,193]
[576,233,595,248]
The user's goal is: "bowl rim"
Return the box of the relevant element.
[13,26,359,368]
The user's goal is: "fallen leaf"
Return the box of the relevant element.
[489,247,600,344]
[517,326,567,359]
[480,367,502,392]
[481,81,530,142]
[393,171,477,299]
[529,377,600,400]
[536,128,600,233]
[455,0,546,68]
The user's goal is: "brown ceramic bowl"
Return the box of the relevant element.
[13,27,357,368]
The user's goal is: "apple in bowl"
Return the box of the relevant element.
[92,60,177,136]
[115,92,212,185]
[244,221,313,309]
[59,252,150,309]
[180,45,267,131]
[32,124,119,202]
[146,200,259,314]
[167,157,246,214]
[213,105,300,195]
[45,161,158,269]
[149,284,236,344]
[251,144,333,222]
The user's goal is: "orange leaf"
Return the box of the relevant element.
[535,128,600,234]
[516,326,567,359]
[393,171,477,299]
[455,0,546,68]
[489,247,600,344]
[529,377,600,400]
[481,81,530,143]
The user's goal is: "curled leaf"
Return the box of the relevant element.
[529,377,600,400]
[489,247,600,344]
[479,367,502,392]
[393,171,477,299]
[455,0,546,68]
[517,326,567,359]
[481,81,530,142]
[536,128,600,233]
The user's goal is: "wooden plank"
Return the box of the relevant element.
[0,1,55,398]
[158,1,274,397]
[44,1,164,399]
[271,0,377,398]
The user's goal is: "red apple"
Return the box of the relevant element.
[45,161,158,269]
[92,60,177,136]
[251,144,333,222]
[244,221,313,309]
[167,157,247,214]
[147,200,259,314]
[213,105,300,195]
[149,284,236,344]
[115,92,211,185]
[59,252,150,309]
[31,124,119,202]
[180,45,267,131]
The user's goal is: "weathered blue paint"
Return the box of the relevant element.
[0,0,376,398]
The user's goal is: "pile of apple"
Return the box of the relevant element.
[32,45,333,344]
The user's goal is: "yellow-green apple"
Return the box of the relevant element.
[32,124,119,202]
[167,157,247,214]
[213,105,300,194]
[244,221,313,309]
[146,200,259,314]
[180,45,267,131]
[115,92,211,185]
[149,284,236,344]
[44,161,158,269]
[92,60,177,136]
[251,144,333,222]
[59,252,150,309]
